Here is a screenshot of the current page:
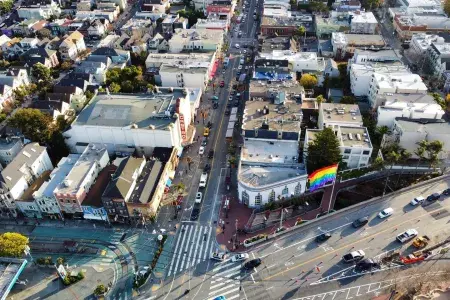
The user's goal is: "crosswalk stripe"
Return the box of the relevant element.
[226,295,240,300]
[173,225,190,274]
[214,265,241,278]
[167,224,185,277]
[203,226,212,260]
[212,261,235,273]
[191,225,203,267]
[197,226,208,264]
[209,286,240,297]
[185,225,199,270]
[210,278,235,289]
[180,225,194,271]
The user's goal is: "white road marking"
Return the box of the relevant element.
[208,287,240,299]
[250,274,255,283]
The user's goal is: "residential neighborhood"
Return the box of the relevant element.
[0,0,448,298]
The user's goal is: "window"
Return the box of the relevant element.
[255,194,262,206]
[363,150,370,155]
[294,183,302,195]
[242,191,249,205]
[66,199,70,203]
[343,155,350,159]
[268,190,275,202]
[72,200,76,204]
[344,149,351,154]
[282,186,289,195]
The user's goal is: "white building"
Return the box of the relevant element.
[318,103,363,129]
[367,72,427,108]
[59,31,86,61]
[350,11,378,34]
[410,33,444,56]
[397,0,442,14]
[392,118,450,159]
[0,143,53,217]
[377,94,444,128]
[16,171,52,219]
[331,32,386,58]
[33,154,80,220]
[424,42,450,78]
[259,50,326,73]
[0,137,23,167]
[193,18,230,32]
[53,144,109,216]
[18,0,61,19]
[169,28,224,53]
[305,126,373,169]
[146,53,216,89]
[237,98,307,208]
[64,90,196,155]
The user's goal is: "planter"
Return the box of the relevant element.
[243,234,267,247]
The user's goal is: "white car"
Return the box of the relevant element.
[235,44,240,49]
[231,253,249,262]
[229,96,233,101]
[195,192,202,203]
[243,50,247,54]
[234,27,239,32]
[238,65,242,70]
[397,229,418,243]
[378,207,394,219]
[199,146,205,155]
[410,196,425,206]
[210,252,227,261]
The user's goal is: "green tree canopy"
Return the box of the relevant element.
[94,284,106,296]
[109,82,121,93]
[306,127,342,173]
[31,63,52,84]
[445,0,450,15]
[0,0,13,14]
[0,232,28,258]
[105,66,146,93]
[340,96,356,104]
[60,61,73,71]
[7,108,53,143]
[300,74,318,89]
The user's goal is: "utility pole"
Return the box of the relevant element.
[234,218,238,250]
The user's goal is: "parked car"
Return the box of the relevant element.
[427,192,441,201]
[316,232,331,242]
[352,217,369,228]
[342,250,365,263]
[191,208,200,220]
[355,258,380,272]
[213,102,218,109]
[199,146,205,155]
[204,164,211,172]
[195,192,202,204]
[243,258,261,270]
[210,252,227,261]
[225,108,231,115]
[207,121,213,129]
[235,44,240,49]
[443,188,450,196]
[378,207,393,219]
[201,138,208,146]
[397,229,418,243]
[220,80,225,87]
[208,149,214,159]
[231,253,249,262]
[410,196,425,206]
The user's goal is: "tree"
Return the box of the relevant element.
[121,80,134,93]
[300,74,318,89]
[109,82,121,93]
[7,108,53,143]
[444,0,450,15]
[426,140,444,170]
[37,28,52,39]
[306,127,342,173]
[0,0,13,14]
[340,96,356,104]
[94,284,106,296]
[60,61,73,71]
[31,63,52,91]
[363,0,381,9]
[295,26,306,37]
[0,232,28,258]
[431,92,446,109]
[316,94,325,105]
[0,60,10,68]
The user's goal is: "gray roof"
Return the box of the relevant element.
[74,93,178,129]
[381,93,435,104]
[102,156,145,199]
[38,154,80,198]
[395,118,450,134]
[1,143,47,189]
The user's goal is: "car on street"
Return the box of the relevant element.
[201,138,208,146]
[342,250,365,263]
[191,208,200,220]
[378,207,393,219]
[213,102,218,109]
[427,192,441,201]
[207,121,213,129]
[410,196,425,206]
[199,146,205,155]
[208,149,214,159]
[222,69,225,74]
[443,188,450,196]
[235,44,240,49]
[234,100,239,107]
[352,216,369,228]
[204,164,211,172]
[316,232,331,242]
[195,192,202,204]
[243,258,262,270]
[243,50,247,54]
[220,80,225,87]
[397,229,418,243]
[238,65,242,70]
[210,252,227,261]
[213,296,226,300]
[225,108,231,115]
[226,103,232,108]
[229,96,233,102]
[355,258,380,272]
[232,253,249,262]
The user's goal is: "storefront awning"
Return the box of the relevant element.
[166,179,172,187]
[168,170,176,179]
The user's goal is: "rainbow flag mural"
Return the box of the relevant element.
[308,164,338,192]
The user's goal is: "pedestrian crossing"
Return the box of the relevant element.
[208,261,242,300]
[167,223,216,277]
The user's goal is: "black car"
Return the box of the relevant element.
[355,258,380,272]
[201,138,208,146]
[226,103,232,108]
[443,188,450,196]
[225,108,231,115]
[243,258,261,270]
[352,217,369,228]
[427,192,441,201]
[213,102,218,109]
[204,164,211,172]
[316,233,331,242]
[232,84,237,89]
[208,150,214,159]
[191,208,200,221]
[234,101,239,107]
[207,121,213,129]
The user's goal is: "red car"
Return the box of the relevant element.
[220,81,225,87]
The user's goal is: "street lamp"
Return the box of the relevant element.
[157,234,163,244]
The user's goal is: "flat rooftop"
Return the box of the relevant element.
[0,258,27,300]
[243,100,303,133]
[249,79,303,97]
[395,118,450,134]
[55,145,108,195]
[259,37,294,53]
[373,73,427,91]
[146,53,213,69]
[345,34,386,46]
[321,103,362,124]
[262,15,313,27]
[74,93,179,129]
[239,165,306,187]
[351,11,377,24]
[339,126,372,148]
[242,139,299,163]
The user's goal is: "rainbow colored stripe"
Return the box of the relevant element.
[308,164,338,192]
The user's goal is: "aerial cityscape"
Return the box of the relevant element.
[0,0,447,299]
